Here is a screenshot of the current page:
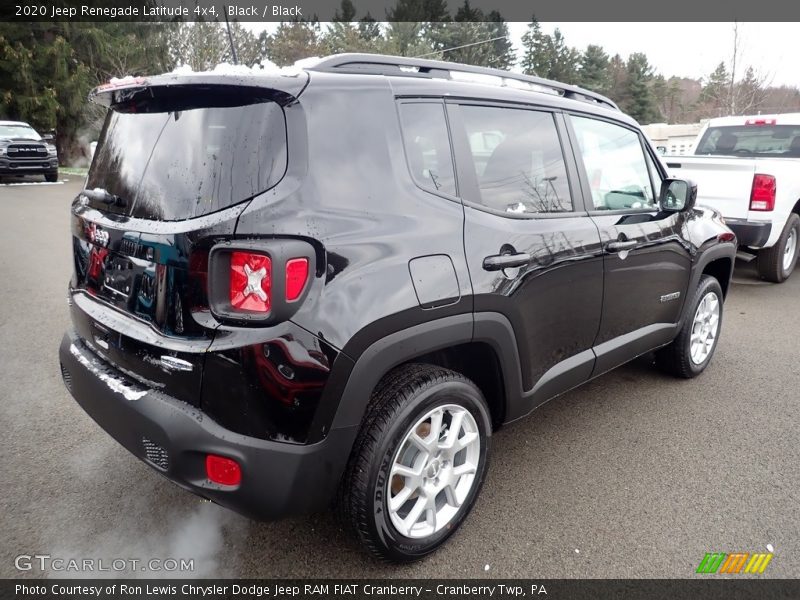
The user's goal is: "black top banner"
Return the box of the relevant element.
[1,0,800,22]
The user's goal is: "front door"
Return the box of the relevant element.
[566,114,692,375]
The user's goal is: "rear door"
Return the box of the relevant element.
[449,102,604,419]
[565,113,692,375]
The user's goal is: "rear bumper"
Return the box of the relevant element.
[726,220,772,248]
[58,330,357,520]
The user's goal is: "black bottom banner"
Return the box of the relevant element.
[5,579,799,600]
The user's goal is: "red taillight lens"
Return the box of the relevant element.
[230,251,271,312]
[745,118,776,126]
[205,454,241,486]
[285,258,309,302]
[750,174,776,211]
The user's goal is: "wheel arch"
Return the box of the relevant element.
[330,312,523,433]
[690,243,736,303]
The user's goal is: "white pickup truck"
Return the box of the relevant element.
[666,113,800,282]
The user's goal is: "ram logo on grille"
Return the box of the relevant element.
[142,438,169,471]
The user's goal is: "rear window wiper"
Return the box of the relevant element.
[83,187,127,208]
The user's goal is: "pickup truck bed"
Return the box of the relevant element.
[665,114,800,282]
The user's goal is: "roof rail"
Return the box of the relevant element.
[307,53,619,111]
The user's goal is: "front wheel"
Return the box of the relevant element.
[757,213,800,283]
[340,364,491,562]
[656,275,724,378]
[45,171,58,183]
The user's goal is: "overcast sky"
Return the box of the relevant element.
[249,22,797,87]
[518,22,796,87]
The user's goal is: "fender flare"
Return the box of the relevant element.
[688,242,736,299]
[329,312,524,431]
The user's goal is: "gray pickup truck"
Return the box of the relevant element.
[0,120,59,182]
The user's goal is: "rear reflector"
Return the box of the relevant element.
[750,174,776,211]
[206,454,241,486]
[230,251,271,312]
[285,258,309,302]
[717,232,736,243]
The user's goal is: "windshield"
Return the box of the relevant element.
[695,124,800,158]
[86,92,287,221]
[0,124,41,140]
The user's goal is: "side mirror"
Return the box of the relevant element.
[42,132,55,142]
[659,178,697,212]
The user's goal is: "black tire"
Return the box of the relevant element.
[45,171,58,183]
[340,363,491,562]
[757,213,800,283]
[656,275,724,378]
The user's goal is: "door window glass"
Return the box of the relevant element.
[459,105,573,215]
[571,116,657,211]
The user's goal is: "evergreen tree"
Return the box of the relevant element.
[386,0,450,57]
[621,52,659,123]
[0,22,170,161]
[267,19,324,66]
[520,20,578,82]
[438,1,491,66]
[547,29,579,83]
[326,0,384,54]
[485,11,515,70]
[578,44,610,95]
[520,18,551,77]
[700,61,730,116]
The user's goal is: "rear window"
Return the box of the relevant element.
[87,89,287,221]
[695,124,800,158]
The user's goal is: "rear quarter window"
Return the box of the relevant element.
[397,102,457,197]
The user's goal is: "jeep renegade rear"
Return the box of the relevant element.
[60,54,736,561]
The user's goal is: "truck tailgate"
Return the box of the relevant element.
[665,156,757,220]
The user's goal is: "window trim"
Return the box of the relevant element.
[395,98,461,204]
[445,99,587,220]
[564,111,665,217]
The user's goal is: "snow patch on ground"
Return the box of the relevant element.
[0,180,63,186]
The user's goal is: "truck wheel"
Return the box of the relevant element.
[341,364,491,562]
[656,275,724,379]
[757,213,800,283]
[45,171,58,183]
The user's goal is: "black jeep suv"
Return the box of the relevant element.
[59,54,736,561]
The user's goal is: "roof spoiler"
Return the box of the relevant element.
[89,72,309,108]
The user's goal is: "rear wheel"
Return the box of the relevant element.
[757,213,800,283]
[656,275,724,378]
[341,364,491,562]
[45,171,58,183]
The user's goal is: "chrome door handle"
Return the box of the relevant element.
[606,240,638,252]
[482,252,531,271]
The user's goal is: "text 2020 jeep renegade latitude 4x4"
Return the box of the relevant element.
[59,54,736,561]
